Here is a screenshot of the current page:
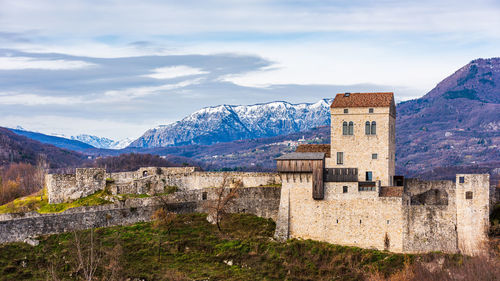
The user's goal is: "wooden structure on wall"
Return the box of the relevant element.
[324,168,358,182]
[276,152,325,200]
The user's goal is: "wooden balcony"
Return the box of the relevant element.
[323,168,358,182]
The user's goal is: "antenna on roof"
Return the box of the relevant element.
[344,92,350,97]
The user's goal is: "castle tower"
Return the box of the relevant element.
[329,92,396,186]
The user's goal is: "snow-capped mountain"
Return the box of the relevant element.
[129,99,333,148]
[70,134,133,149]
[11,127,133,150]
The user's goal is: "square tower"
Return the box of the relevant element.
[329,92,396,186]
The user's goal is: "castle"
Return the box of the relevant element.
[25,92,490,256]
[274,92,490,256]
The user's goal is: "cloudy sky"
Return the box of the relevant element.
[1,0,499,140]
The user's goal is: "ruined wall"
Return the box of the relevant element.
[456,174,490,256]
[46,168,106,204]
[0,186,280,243]
[276,174,405,252]
[47,167,280,203]
[402,179,458,253]
[45,173,76,204]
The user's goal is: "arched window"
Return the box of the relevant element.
[365,121,370,135]
[348,121,354,135]
[371,121,376,135]
[342,121,348,135]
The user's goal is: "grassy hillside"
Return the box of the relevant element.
[1,213,499,280]
[0,213,411,281]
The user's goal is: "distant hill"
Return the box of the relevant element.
[396,58,500,176]
[10,129,133,150]
[69,134,133,149]
[10,129,94,152]
[0,127,86,168]
[129,99,332,148]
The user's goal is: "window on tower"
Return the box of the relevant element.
[348,121,354,135]
[337,152,344,165]
[366,171,373,181]
[342,121,348,135]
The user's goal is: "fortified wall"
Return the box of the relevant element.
[46,167,280,204]
[275,155,490,256]
[0,186,281,243]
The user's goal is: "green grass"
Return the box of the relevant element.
[0,189,47,214]
[37,190,112,213]
[0,184,183,215]
[0,189,112,214]
[0,212,446,281]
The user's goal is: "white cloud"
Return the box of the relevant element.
[1,0,499,37]
[0,93,82,105]
[100,78,205,102]
[0,78,204,106]
[145,65,208,79]
[0,56,95,70]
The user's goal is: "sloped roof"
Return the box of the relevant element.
[330,92,394,108]
[276,152,325,160]
[295,144,331,157]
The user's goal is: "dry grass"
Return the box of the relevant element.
[368,253,500,281]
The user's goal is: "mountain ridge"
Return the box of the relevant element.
[129,99,332,148]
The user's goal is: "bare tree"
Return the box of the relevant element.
[152,208,177,262]
[205,175,239,232]
[73,229,102,281]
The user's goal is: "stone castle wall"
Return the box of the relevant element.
[0,186,280,243]
[275,174,405,252]
[275,174,491,255]
[47,167,280,204]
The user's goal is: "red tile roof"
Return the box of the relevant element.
[330,92,394,108]
[295,144,331,157]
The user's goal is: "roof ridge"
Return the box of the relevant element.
[330,92,394,108]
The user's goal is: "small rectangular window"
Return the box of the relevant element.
[466,191,473,199]
[202,192,208,200]
[343,186,348,193]
[344,108,348,114]
[372,153,378,159]
[459,176,465,183]
[369,108,374,113]
[366,171,373,181]
[337,152,343,165]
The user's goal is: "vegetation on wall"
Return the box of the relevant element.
[0,189,112,214]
